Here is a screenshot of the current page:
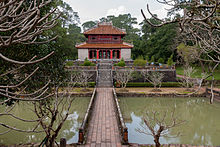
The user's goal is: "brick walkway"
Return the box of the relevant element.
[80,88,123,147]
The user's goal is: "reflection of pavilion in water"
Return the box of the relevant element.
[76,22,133,60]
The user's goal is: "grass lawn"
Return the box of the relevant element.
[176,66,220,80]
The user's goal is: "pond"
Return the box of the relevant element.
[0,97,90,145]
[119,97,220,146]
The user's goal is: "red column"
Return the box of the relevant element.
[110,50,113,59]
[97,50,99,59]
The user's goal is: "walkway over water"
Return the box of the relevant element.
[84,88,122,146]
[80,61,124,147]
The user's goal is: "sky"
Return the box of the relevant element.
[63,0,170,26]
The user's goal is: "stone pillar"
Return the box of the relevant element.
[97,50,99,59]
[110,50,113,59]
[60,138,66,147]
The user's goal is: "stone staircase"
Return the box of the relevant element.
[97,61,113,87]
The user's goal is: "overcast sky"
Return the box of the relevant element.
[63,0,170,26]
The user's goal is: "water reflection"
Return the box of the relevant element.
[119,97,220,146]
[0,97,90,145]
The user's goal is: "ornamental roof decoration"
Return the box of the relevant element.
[84,22,126,36]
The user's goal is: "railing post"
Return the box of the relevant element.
[60,138,66,147]
[78,128,84,144]
[123,127,128,144]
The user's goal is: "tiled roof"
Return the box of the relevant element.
[76,42,133,49]
[84,23,126,35]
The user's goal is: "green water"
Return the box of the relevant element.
[119,97,220,146]
[0,97,90,145]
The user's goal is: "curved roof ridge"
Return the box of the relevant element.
[84,22,126,35]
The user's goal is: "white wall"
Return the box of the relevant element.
[121,49,131,60]
[78,49,88,60]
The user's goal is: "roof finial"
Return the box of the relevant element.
[98,21,112,26]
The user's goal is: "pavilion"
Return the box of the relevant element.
[76,22,133,60]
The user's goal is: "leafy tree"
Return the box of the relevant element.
[82,21,97,31]
[140,17,178,61]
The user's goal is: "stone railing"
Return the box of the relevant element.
[206,88,220,101]
[65,66,97,71]
[112,88,128,144]
[113,65,175,71]
[78,88,97,144]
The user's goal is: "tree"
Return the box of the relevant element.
[137,109,185,147]
[140,18,178,61]
[141,71,164,91]
[82,21,97,31]
[114,69,133,91]
[141,0,220,103]
[0,1,82,145]
[181,66,197,90]
[176,43,198,67]
[98,14,140,42]
[78,70,94,91]
[33,87,75,147]
[0,0,61,135]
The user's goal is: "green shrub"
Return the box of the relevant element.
[150,55,155,63]
[83,60,92,66]
[117,61,125,67]
[114,82,181,87]
[167,54,174,66]
[66,61,74,66]
[81,57,96,66]
[115,58,125,67]
[133,58,146,67]
[145,55,150,62]
[158,58,164,64]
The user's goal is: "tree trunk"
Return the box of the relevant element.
[199,60,206,73]
[154,136,161,147]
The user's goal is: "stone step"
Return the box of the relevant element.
[96,62,113,87]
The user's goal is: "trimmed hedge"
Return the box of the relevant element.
[114,82,181,87]
[66,82,96,87]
